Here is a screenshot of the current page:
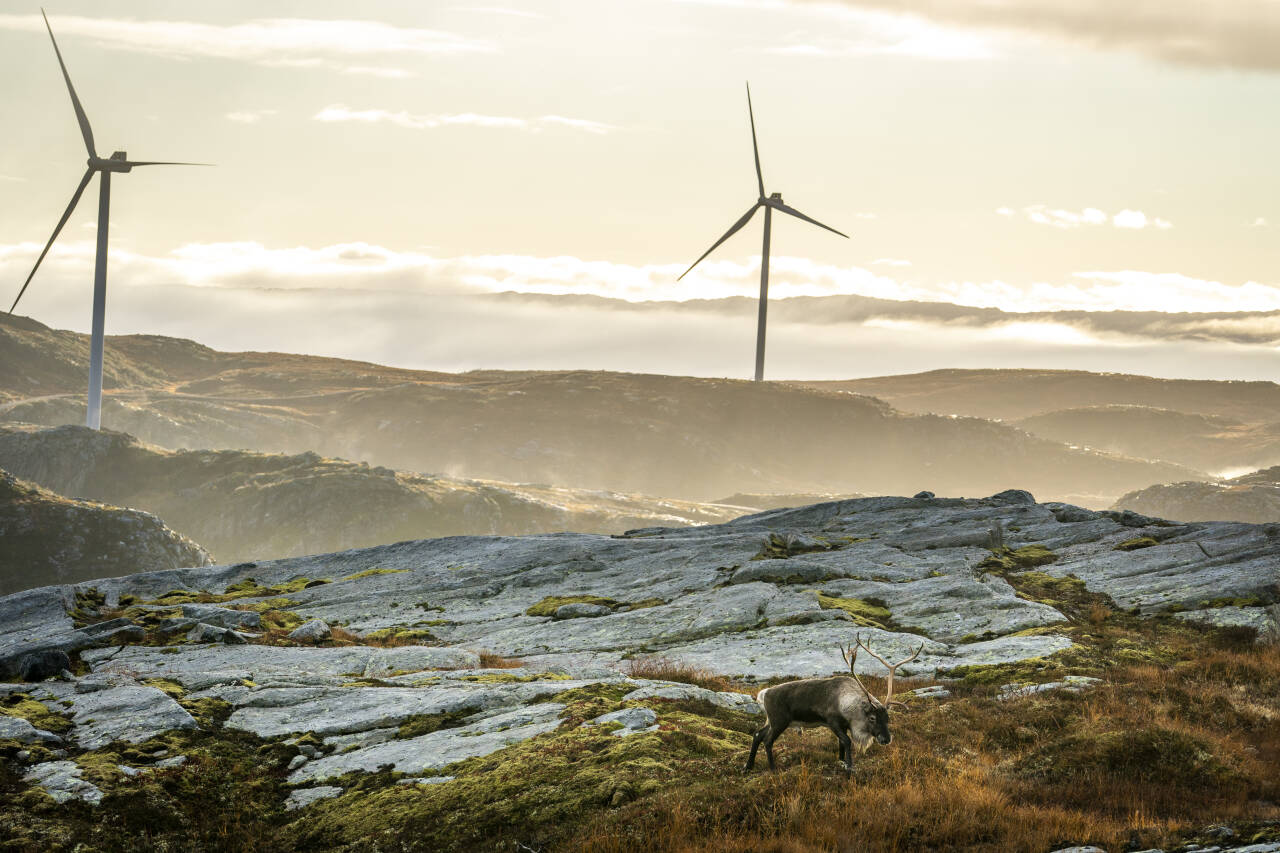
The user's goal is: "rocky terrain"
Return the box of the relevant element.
[1,314,1201,507]
[1115,466,1280,524]
[0,424,745,574]
[0,470,211,597]
[1,490,1277,850]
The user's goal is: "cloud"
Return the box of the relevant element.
[763,14,992,59]
[341,66,416,79]
[794,0,1280,72]
[0,14,492,75]
[313,105,615,134]
[447,6,548,18]
[5,238,1280,318]
[225,109,278,124]
[4,239,1278,381]
[1250,217,1269,228]
[1004,205,1172,230]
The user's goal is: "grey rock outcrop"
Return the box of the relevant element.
[23,760,103,805]
[62,685,198,750]
[287,619,332,643]
[0,489,1277,804]
[0,715,62,745]
[583,707,658,737]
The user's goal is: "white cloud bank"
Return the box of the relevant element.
[799,0,1280,72]
[5,240,1277,381]
[1000,205,1172,230]
[313,105,616,134]
[0,14,494,77]
[5,239,1280,315]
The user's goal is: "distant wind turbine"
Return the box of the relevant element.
[8,9,209,430]
[678,83,848,382]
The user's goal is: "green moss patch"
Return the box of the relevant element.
[362,627,438,645]
[0,694,72,734]
[147,577,324,606]
[1114,536,1159,552]
[525,595,621,617]
[397,710,472,740]
[753,532,844,560]
[978,544,1059,572]
[291,683,755,851]
[816,593,893,629]
[340,568,408,582]
[141,679,186,699]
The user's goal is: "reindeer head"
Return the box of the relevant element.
[839,634,924,744]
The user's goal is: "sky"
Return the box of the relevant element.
[1,0,1279,381]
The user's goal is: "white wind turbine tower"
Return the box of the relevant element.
[679,83,848,382]
[8,10,209,429]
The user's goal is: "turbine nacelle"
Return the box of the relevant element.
[91,152,132,173]
[764,192,784,205]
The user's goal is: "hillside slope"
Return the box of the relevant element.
[1114,466,1280,524]
[0,425,745,569]
[809,369,1280,423]
[0,315,1201,506]
[1014,405,1280,474]
[0,469,210,595]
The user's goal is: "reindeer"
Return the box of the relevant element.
[744,633,923,776]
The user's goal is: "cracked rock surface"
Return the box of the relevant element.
[2,490,1277,801]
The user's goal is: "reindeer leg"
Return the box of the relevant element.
[834,727,847,766]
[764,720,788,771]
[836,730,854,777]
[744,723,769,771]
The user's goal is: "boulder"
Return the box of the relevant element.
[582,707,658,737]
[287,619,332,643]
[22,760,103,805]
[553,603,611,619]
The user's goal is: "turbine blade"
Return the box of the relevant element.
[677,203,760,281]
[42,9,96,159]
[9,168,95,314]
[771,200,849,239]
[123,160,215,167]
[746,82,764,198]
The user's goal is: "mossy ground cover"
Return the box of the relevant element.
[7,579,1280,851]
[977,543,1060,572]
[2,623,1278,852]
[525,595,621,617]
[815,592,894,629]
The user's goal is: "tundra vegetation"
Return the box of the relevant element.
[3,487,1279,850]
[2,599,1278,852]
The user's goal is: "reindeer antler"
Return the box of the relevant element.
[837,642,877,704]
[854,634,925,708]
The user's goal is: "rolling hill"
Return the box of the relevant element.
[0,314,1200,507]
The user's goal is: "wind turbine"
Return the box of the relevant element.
[8,10,208,430]
[678,83,848,382]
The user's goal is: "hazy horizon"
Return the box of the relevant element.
[2,0,1279,381]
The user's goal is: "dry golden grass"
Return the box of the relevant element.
[569,631,1280,853]
[1088,602,1112,626]
[478,651,524,669]
[328,626,362,644]
[625,656,740,693]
